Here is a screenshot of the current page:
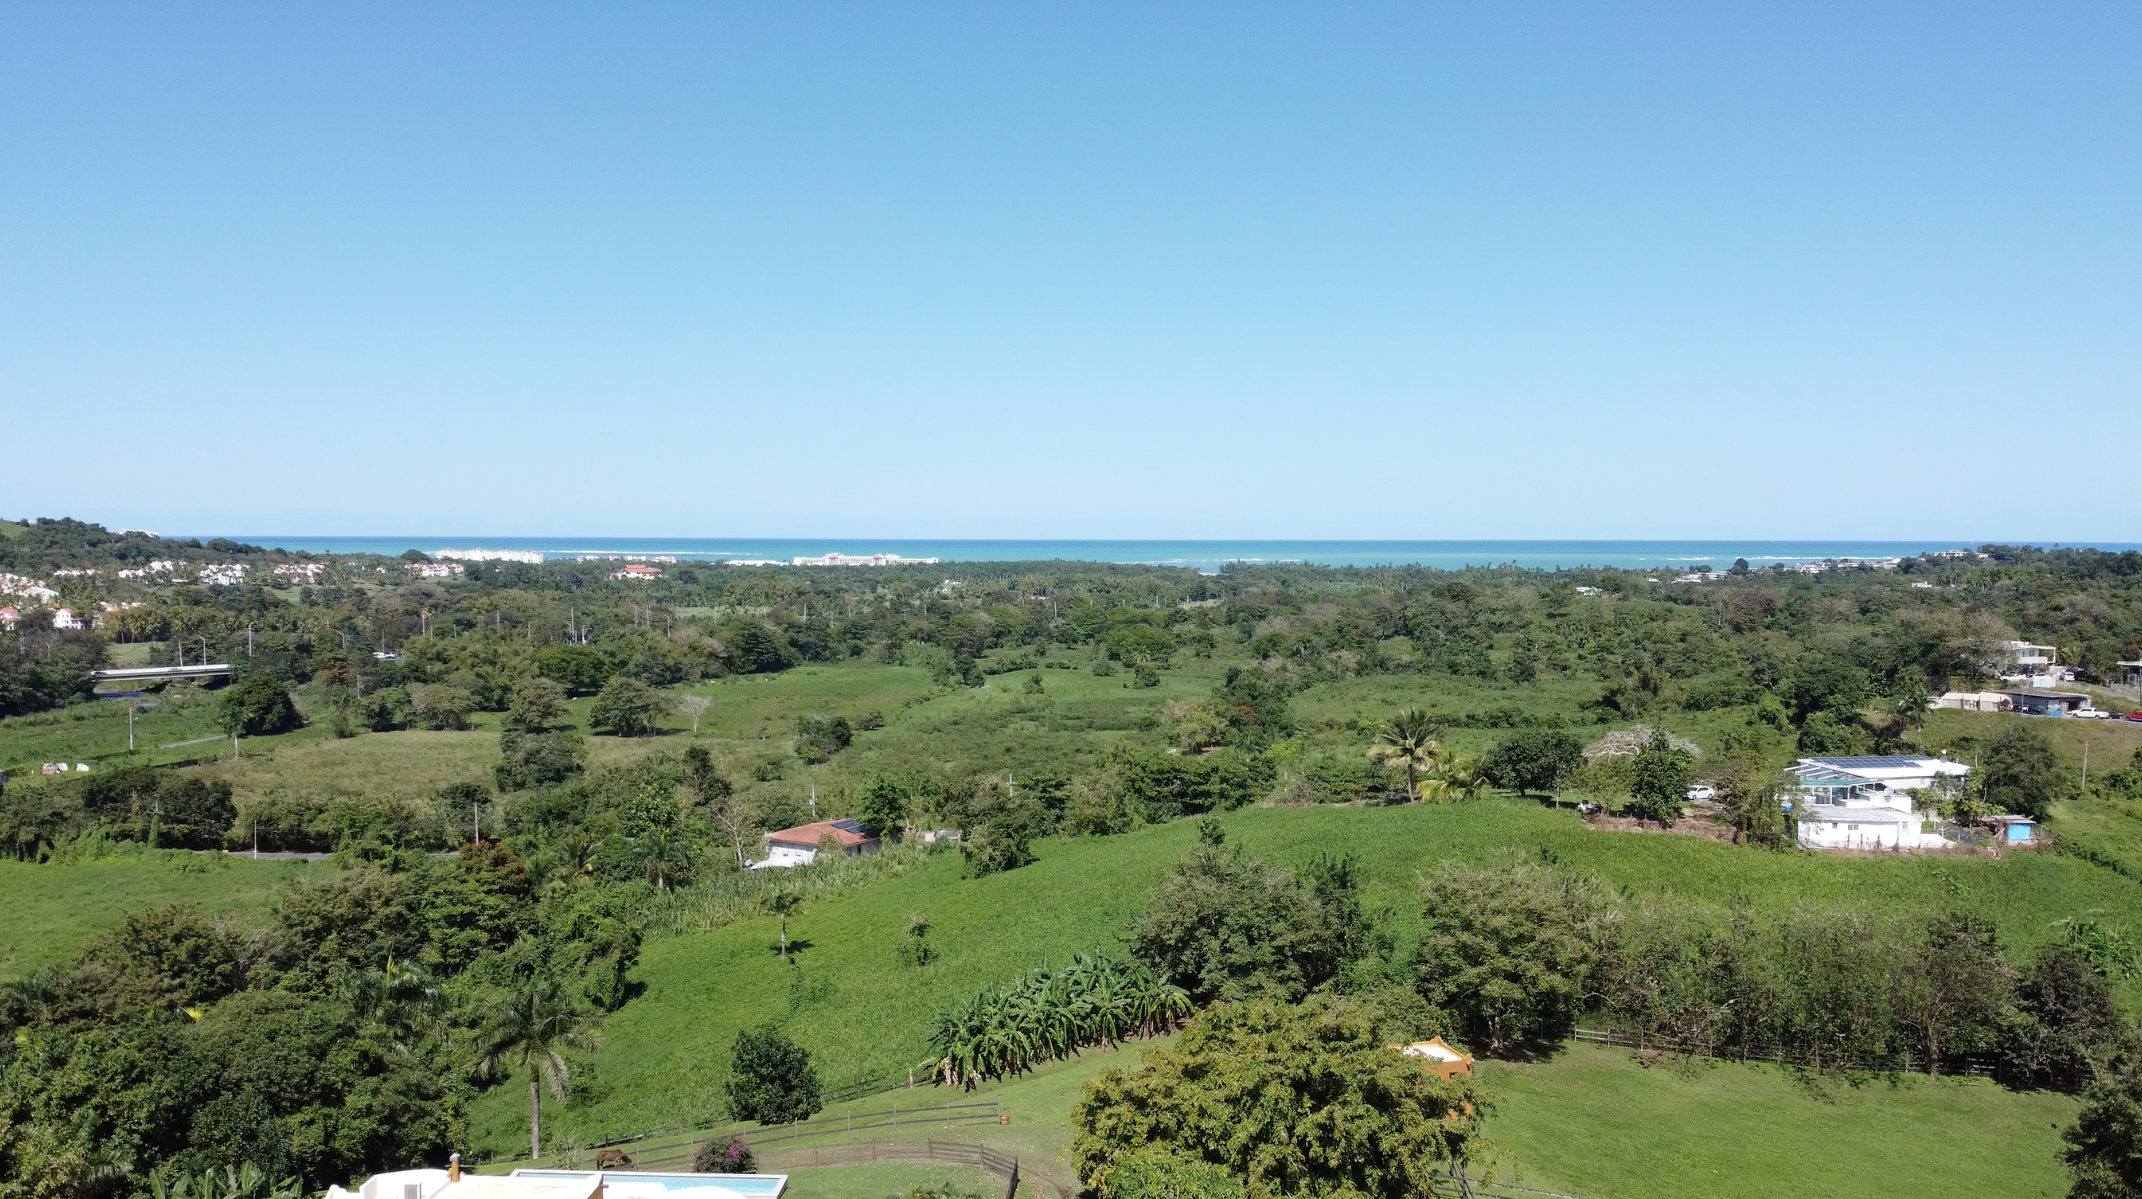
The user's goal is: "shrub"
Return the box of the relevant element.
[1481,729,1584,796]
[959,788,1048,877]
[495,732,585,792]
[219,675,301,736]
[2064,1061,2142,1199]
[794,714,853,763]
[1624,730,1694,823]
[726,1025,822,1124]
[534,644,607,693]
[857,772,943,841]
[589,677,671,737]
[691,1136,756,1174]
[407,684,475,731]
[1982,723,2066,820]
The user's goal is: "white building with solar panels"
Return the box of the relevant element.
[1787,755,1970,850]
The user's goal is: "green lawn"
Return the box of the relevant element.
[0,854,326,980]
[779,1164,999,1199]
[1481,1040,2079,1199]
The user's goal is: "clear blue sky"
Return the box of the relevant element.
[3,3,2136,539]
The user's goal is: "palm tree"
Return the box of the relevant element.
[767,891,802,959]
[471,978,604,1162]
[1370,708,1446,801]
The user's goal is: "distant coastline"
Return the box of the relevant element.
[202,538,2141,573]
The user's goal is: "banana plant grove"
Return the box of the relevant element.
[928,952,1193,1087]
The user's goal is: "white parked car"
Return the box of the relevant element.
[1685,784,1717,802]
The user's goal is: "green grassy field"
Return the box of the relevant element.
[780,1163,999,1199]
[467,798,2142,1163]
[1482,1040,2078,1199]
[522,1009,2083,1199]
[0,853,326,980]
[0,682,335,776]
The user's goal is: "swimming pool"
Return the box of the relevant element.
[512,1172,785,1197]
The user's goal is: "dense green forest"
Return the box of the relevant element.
[4,517,2142,1199]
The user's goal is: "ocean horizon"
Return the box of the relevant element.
[205,537,2142,573]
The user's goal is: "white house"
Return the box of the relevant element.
[749,818,881,869]
[1787,755,1969,851]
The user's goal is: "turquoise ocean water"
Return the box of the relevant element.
[211,538,2139,573]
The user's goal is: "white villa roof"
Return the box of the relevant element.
[1792,756,1968,782]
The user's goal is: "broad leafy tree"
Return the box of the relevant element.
[1072,997,1480,1199]
[726,1024,822,1124]
[1129,844,1360,1004]
[1624,730,1694,824]
[589,676,671,737]
[1482,729,1584,798]
[1416,861,1612,1054]
[2066,1061,2142,1199]
[1982,723,2066,820]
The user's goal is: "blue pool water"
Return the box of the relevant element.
[515,1172,784,1194]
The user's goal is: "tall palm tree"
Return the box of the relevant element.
[471,978,603,1162]
[1370,708,1446,801]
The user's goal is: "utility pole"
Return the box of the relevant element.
[128,702,136,752]
[473,802,481,845]
[246,624,254,657]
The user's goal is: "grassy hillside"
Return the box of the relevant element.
[472,798,2142,1155]
[529,997,2080,1199]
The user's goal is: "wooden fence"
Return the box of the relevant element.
[753,1141,1037,1199]
[511,1102,1007,1171]
[1570,1027,1998,1078]
[1429,1169,1583,1199]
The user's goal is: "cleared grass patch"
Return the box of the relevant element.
[185,729,501,810]
[1481,1039,2078,1199]
[0,854,326,980]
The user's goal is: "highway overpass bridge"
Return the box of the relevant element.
[91,664,234,683]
